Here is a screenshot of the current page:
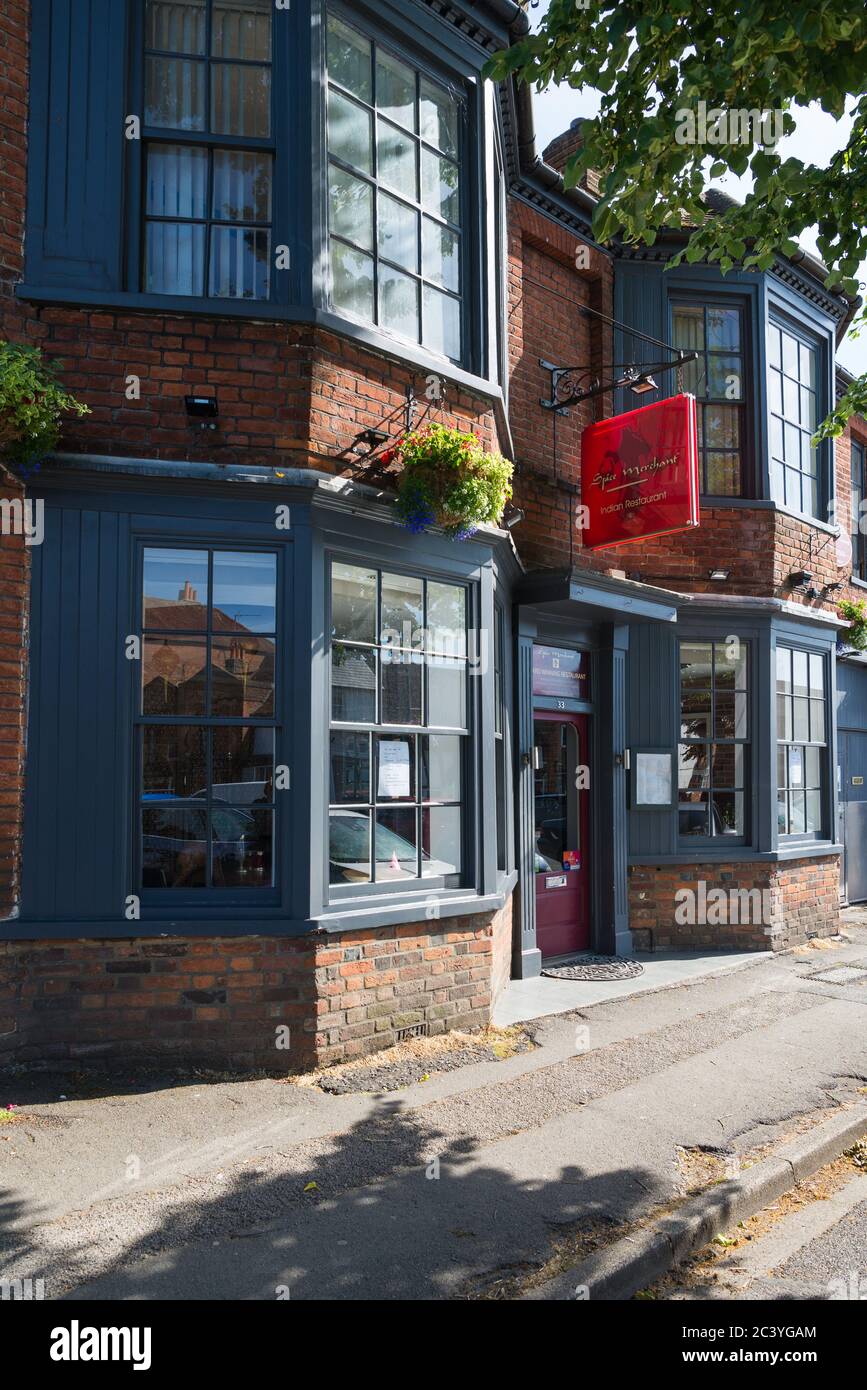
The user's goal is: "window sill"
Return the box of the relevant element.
[630,843,842,865]
[16,284,505,405]
[315,878,516,933]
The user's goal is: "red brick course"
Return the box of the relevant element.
[629,857,841,952]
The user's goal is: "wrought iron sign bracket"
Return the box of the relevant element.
[539,352,697,414]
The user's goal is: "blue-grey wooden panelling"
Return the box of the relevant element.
[613,262,666,415]
[23,504,132,919]
[627,623,677,855]
[836,660,867,733]
[26,0,128,289]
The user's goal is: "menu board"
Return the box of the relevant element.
[532,645,589,699]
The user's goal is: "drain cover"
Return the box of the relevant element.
[809,966,867,985]
[541,955,645,982]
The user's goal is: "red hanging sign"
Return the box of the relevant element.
[580,393,700,550]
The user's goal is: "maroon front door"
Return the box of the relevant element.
[533,712,590,958]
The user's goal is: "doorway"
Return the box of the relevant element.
[533,712,590,958]
[840,730,867,904]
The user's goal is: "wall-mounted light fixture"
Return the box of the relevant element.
[185,395,219,430]
[708,567,730,582]
[787,569,814,590]
[502,504,525,529]
[352,428,390,458]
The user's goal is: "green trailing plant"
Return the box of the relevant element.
[838,598,867,651]
[0,341,90,468]
[387,423,513,539]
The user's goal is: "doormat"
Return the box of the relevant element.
[541,955,645,982]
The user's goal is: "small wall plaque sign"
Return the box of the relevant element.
[633,750,673,807]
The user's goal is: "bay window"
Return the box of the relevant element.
[776,646,827,838]
[328,561,470,891]
[768,319,821,518]
[678,638,749,841]
[325,12,465,362]
[852,437,867,581]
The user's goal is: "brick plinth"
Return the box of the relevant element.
[628,857,841,953]
[0,901,514,1071]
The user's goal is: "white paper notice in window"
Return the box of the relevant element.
[635,752,672,806]
[378,741,411,798]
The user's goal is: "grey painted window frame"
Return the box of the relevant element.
[676,634,751,849]
[669,294,752,499]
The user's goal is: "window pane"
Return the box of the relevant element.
[714,640,747,689]
[377,50,415,130]
[800,387,816,430]
[808,653,824,697]
[143,807,208,888]
[706,307,741,351]
[678,742,709,791]
[327,16,372,102]
[679,801,709,837]
[783,374,799,420]
[212,63,271,137]
[146,0,206,54]
[680,690,711,741]
[428,656,466,728]
[211,635,275,717]
[420,77,458,158]
[329,165,373,249]
[711,743,744,788]
[767,323,781,368]
[422,805,461,875]
[147,144,208,218]
[713,791,744,835]
[145,219,206,295]
[375,733,415,801]
[332,563,377,642]
[782,332,799,377]
[705,452,740,496]
[672,303,704,352]
[681,642,713,691]
[328,89,373,173]
[379,263,420,342]
[423,218,460,292]
[421,148,460,223]
[142,725,207,797]
[806,746,821,788]
[213,807,272,887]
[144,547,209,625]
[790,747,804,790]
[381,654,422,724]
[423,284,460,359]
[789,789,806,833]
[212,726,274,799]
[792,650,809,697]
[332,645,376,721]
[143,636,207,715]
[704,403,739,451]
[329,809,371,884]
[793,697,809,742]
[145,56,206,129]
[381,571,423,643]
[769,370,783,414]
[212,150,272,222]
[213,551,276,632]
[810,698,825,744]
[375,808,417,879]
[378,192,418,271]
[331,240,375,320]
[715,690,748,739]
[777,744,787,791]
[805,789,822,833]
[212,0,271,60]
[707,355,742,399]
[421,734,461,801]
[330,731,370,805]
[377,119,417,198]
[776,646,792,694]
[209,225,270,299]
[784,421,800,464]
[427,582,466,657]
[777,694,792,741]
[770,414,783,461]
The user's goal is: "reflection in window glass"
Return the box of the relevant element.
[768,323,820,518]
[139,546,278,891]
[672,302,745,496]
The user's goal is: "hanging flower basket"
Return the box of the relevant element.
[386,423,513,539]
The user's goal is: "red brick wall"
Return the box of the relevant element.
[0,906,509,1070]
[0,466,28,922]
[629,856,840,953]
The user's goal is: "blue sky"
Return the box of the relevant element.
[525,2,866,376]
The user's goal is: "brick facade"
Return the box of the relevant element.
[0,903,513,1070]
[629,856,841,953]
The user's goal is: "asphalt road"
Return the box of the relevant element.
[2,927,867,1300]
